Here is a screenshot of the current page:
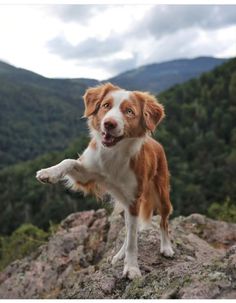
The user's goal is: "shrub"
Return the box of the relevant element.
[0,223,49,271]
[207,197,236,223]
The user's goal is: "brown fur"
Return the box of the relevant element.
[89,138,97,150]
[133,91,165,132]
[76,180,103,199]
[127,91,171,231]
[83,83,172,233]
[130,138,172,225]
[83,83,119,117]
[120,97,146,138]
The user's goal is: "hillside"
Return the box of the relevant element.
[108,57,227,93]
[0,61,99,94]
[0,61,99,169]
[0,210,236,299]
[0,58,235,235]
[0,136,100,235]
[0,57,227,169]
[155,58,236,217]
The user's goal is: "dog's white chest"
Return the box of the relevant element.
[82,143,138,205]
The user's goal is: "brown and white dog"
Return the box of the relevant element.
[36,83,174,279]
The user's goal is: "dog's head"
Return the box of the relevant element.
[83,83,165,147]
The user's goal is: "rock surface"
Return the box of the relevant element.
[0,210,236,299]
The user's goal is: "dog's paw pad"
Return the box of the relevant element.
[36,169,59,184]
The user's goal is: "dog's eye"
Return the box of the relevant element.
[126,108,134,116]
[103,103,110,109]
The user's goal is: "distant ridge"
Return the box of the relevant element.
[107,56,229,93]
[0,60,99,91]
[0,56,229,168]
[0,60,99,168]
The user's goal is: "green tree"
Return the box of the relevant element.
[208,198,236,223]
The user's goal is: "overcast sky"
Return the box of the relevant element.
[0,4,235,80]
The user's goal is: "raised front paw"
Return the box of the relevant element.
[122,265,142,280]
[36,168,61,184]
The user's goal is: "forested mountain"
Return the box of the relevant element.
[0,57,227,169]
[0,61,99,169]
[0,58,235,235]
[156,58,236,216]
[0,61,99,93]
[0,136,99,234]
[108,57,227,93]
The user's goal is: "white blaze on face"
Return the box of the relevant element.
[101,90,130,137]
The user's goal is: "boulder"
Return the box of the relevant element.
[0,210,235,299]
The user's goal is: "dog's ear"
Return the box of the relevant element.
[83,83,118,117]
[134,91,165,132]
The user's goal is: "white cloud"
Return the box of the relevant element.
[47,35,124,59]
[134,5,236,38]
[48,5,107,25]
[0,4,235,80]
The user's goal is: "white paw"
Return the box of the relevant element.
[160,245,175,258]
[36,168,61,184]
[111,250,125,265]
[122,265,141,280]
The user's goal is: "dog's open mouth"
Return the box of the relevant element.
[102,132,123,147]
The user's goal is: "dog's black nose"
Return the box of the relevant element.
[104,119,117,130]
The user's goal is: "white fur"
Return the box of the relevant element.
[160,227,174,257]
[36,88,160,280]
[101,90,130,137]
[112,240,126,265]
[123,212,141,278]
[81,136,144,207]
[36,134,144,279]
[36,159,81,184]
[112,210,128,265]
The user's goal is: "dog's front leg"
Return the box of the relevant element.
[36,159,86,184]
[122,210,141,279]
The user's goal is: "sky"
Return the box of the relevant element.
[0,4,235,80]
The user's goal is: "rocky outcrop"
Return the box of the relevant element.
[0,210,235,299]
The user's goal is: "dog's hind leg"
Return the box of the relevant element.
[160,208,174,258]
[155,180,174,258]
